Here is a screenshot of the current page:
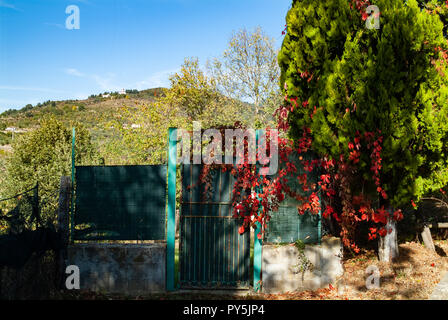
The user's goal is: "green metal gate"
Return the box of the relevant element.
[179,164,251,289]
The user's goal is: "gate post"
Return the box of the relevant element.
[253,130,264,292]
[253,223,263,292]
[166,128,178,291]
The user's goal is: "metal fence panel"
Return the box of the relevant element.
[74,165,167,240]
[264,152,321,244]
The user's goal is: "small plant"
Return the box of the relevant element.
[395,268,408,279]
[291,240,314,274]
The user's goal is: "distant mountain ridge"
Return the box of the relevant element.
[0,87,165,147]
[0,87,164,122]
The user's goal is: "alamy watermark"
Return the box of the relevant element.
[365,265,380,289]
[174,122,279,176]
[65,5,80,30]
[366,5,380,30]
[65,265,80,290]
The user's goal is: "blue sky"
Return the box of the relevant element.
[0,0,291,112]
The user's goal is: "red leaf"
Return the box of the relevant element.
[393,209,403,221]
[378,228,387,237]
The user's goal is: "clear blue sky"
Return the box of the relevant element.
[0,0,291,112]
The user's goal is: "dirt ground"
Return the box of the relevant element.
[62,240,448,300]
[260,240,448,300]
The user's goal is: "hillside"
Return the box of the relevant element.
[0,86,259,169]
[0,88,165,149]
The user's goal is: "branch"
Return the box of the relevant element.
[421,197,448,209]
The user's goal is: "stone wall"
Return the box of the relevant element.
[262,237,343,293]
[67,243,166,294]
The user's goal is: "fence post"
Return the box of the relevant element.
[253,223,263,292]
[166,128,177,291]
[57,176,71,288]
[253,130,263,292]
[421,226,435,252]
[33,182,40,227]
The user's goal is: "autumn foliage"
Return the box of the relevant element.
[199,0,448,254]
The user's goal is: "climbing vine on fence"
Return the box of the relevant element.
[198,0,448,255]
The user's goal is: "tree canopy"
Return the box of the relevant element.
[1,117,101,222]
[279,0,448,209]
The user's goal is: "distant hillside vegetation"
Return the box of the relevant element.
[0,88,165,147]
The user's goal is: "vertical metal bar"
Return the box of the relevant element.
[34,182,40,228]
[225,218,230,284]
[253,129,263,292]
[237,219,241,283]
[318,191,322,245]
[253,222,263,291]
[187,165,193,284]
[202,215,207,285]
[179,214,184,286]
[70,127,75,243]
[215,171,222,285]
[178,166,183,287]
[217,213,222,284]
[166,128,177,291]
[199,215,203,285]
[233,218,237,285]
[221,217,225,284]
[245,227,250,285]
[193,217,198,284]
[212,211,216,285]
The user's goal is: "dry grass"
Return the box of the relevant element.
[261,240,448,300]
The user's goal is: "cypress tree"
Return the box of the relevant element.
[279,0,448,209]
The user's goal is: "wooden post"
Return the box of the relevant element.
[421,226,435,252]
[166,128,177,291]
[378,213,399,262]
[57,176,71,288]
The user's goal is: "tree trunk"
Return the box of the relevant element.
[378,213,399,262]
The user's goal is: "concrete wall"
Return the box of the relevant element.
[262,237,343,294]
[67,243,166,294]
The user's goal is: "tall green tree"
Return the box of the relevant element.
[1,116,101,223]
[280,0,448,209]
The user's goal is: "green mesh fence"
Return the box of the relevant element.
[0,184,40,235]
[74,165,167,240]
[264,152,321,244]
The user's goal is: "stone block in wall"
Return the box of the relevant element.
[67,243,166,294]
[262,237,343,294]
